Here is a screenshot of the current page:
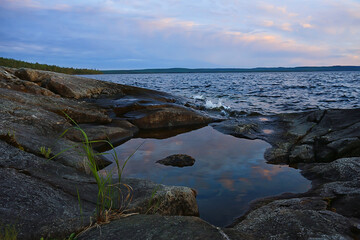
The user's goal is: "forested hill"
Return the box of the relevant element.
[0,57,102,75]
[103,66,360,74]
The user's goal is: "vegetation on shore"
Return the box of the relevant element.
[0,224,18,240]
[0,57,102,75]
[50,113,134,224]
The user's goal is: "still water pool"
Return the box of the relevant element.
[103,126,311,227]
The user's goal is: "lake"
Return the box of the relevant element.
[85,71,360,116]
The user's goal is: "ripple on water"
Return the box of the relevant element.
[84,71,360,115]
[102,126,311,227]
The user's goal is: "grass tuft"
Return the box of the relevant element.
[0,131,24,151]
[39,146,52,159]
[0,224,18,240]
[146,185,162,214]
[51,112,135,224]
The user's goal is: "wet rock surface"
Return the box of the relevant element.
[156,154,196,167]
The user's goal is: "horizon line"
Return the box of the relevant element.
[101,65,360,73]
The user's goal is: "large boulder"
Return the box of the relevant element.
[123,178,199,216]
[0,67,56,96]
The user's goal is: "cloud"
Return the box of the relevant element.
[258,3,298,18]
[262,20,274,27]
[1,0,360,68]
[1,0,71,11]
[138,17,199,34]
[280,23,292,31]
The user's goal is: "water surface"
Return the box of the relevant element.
[103,126,311,226]
[85,71,360,115]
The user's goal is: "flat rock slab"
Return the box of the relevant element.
[0,141,96,240]
[300,157,360,219]
[77,215,226,240]
[0,87,111,124]
[65,123,138,144]
[156,154,195,167]
[0,91,111,170]
[302,157,360,183]
[126,106,213,129]
[227,197,357,240]
[14,67,119,99]
[12,67,175,101]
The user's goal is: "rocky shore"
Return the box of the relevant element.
[1,67,359,239]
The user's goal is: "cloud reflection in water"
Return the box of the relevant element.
[103,126,310,227]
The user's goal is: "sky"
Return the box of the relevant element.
[0,0,360,69]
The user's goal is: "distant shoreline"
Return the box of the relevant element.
[102,66,360,74]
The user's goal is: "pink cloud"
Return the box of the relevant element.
[258,3,298,18]
[2,0,71,11]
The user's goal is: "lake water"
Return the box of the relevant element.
[85,71,360,116]
[85,72,358,226]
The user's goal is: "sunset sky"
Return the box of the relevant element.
[1,0,359,69]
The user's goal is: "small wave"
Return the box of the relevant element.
[205,100,230,110]
[193,95,205,100]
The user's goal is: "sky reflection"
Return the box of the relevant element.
[103,126,310,226]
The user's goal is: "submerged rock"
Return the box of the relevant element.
[156,154,196,167]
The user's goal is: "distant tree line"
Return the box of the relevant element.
[103,66,360,74]
[0,57,102,75]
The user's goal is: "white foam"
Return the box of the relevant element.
[193,94,204,100]
[205,100,230,110]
